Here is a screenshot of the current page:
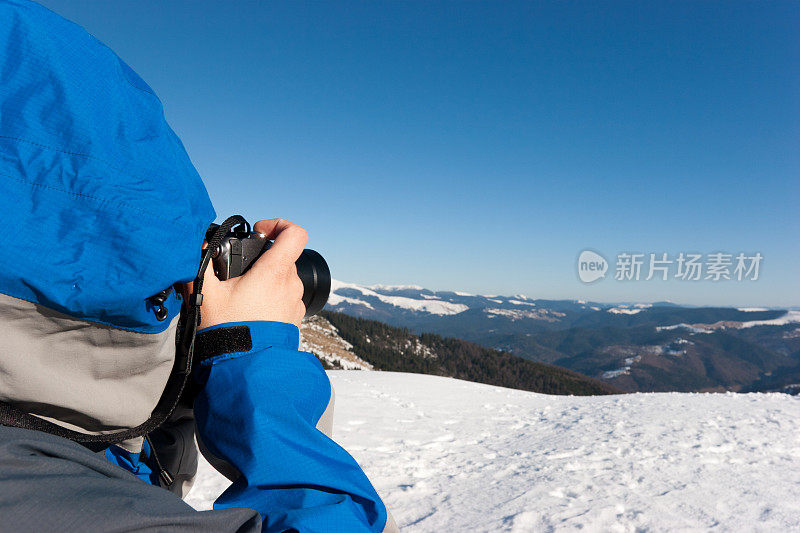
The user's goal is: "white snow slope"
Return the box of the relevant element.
[186,372,800,532]
[329,279,468,315]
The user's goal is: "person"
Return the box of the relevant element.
[0,1,398,531]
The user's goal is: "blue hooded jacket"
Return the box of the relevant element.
[0,1,394,531]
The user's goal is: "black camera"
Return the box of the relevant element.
[206,222,331,317]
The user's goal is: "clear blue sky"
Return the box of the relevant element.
[38,1,799,307]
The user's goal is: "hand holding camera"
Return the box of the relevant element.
[197,218,329,330]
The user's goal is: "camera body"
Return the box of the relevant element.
[207,224,331,317]
[212,228,269,280]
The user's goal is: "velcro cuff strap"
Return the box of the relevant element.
[195,325,253,362]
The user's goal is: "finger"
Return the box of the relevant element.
[253,218,308,263]
[253,218,292,239]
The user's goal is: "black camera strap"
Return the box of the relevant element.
[0,216,249,450]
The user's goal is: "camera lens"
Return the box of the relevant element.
[296,249,331,317]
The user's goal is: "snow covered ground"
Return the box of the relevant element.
[186,371,800,532]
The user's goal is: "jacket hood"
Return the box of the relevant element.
[0,0,215,437]
[0,0,216,333]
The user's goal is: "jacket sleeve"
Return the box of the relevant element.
[191,320,396,533]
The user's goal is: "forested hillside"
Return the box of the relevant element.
[321,311,619,396]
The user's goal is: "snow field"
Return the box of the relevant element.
[187,371,800,532]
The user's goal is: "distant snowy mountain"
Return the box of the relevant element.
[324,280,800,393]
[329,280,471,316]
[187,371,800,531]
[328,279,566,319]
[326,279,796,330]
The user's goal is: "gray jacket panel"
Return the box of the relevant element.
[0,425,259,532]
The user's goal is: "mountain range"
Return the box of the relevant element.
[324,280,800,393]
